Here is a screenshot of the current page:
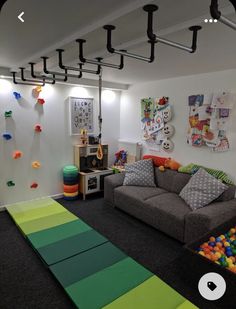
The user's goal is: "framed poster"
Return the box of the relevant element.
[69,97,94,135]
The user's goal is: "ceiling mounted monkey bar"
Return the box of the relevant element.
[210,0,236,30]
[76,39,125,69]
[29,62,68,82]
[143,4,202,53]
[11,71,45,86]
[41,57,84,79]
[56,49,102,74]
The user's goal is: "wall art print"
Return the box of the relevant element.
[187,92,236,152]
[69,97,93,135]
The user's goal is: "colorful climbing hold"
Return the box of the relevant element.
[30,182,38,189]
[34,124,42,132]
[4,111,12,118]
[37,98,45,105]
[12,150,23,159]
[13,92,21,100]
[7,180,15,187]
[35,86,42,93]
[32,161,41,169]
[2,133,12,140]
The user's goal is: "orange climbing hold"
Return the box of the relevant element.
[13,150,23,159]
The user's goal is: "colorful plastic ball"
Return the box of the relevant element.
[209,242,216,247]
[230,228,236,235]
[216,242,223,248]
[199,251,205,257]
[216,237,221,242]
[215,252,221,259]
[209,237,216,242]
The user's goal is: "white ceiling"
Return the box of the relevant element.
[0,0,235,87]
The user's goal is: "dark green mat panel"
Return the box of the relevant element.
[50,242,127,287]
[27,219,91,249]
[37,229,108,265]
[65,257,153,309]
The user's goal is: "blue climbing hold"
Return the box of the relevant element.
[13,92,21,100]
[2,133,12,140]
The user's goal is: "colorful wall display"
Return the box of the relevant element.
[187,92,236,152]
[141,97,174,152]
[69,97,94,135]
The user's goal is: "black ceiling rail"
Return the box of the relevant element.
[210,0,236,30]
[103,25,156,63]
[11,71,45,86]
[76,39,125,69]
[41,56,84,79]
[29,62,68,82]
[143,4,202,53]
[19,67,56,84]
[56,49,102,74]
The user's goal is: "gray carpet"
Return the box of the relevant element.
[0,195,226,309]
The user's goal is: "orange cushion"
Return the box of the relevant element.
[63,184,79,193]
[143,155,168,167]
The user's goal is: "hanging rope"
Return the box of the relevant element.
[97,69,103,160]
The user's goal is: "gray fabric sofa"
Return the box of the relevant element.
[104,168,236,243]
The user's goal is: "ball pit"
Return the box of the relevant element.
[197,226,236,274]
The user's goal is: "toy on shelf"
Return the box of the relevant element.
[30,182,38,189]
[12,150,23,159]
[34,124,42,132]
[4,111,12,118]
[197,227,236,274]
[7,180,15,187]
[13,92,21,100]
[2,133,12,141]
[114,149,127,167]
[37,98,45,105]
[32,161,41,169]
[80,129,88,145]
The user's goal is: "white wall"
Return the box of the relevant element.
[0,80,120,205]
[120,69,236,182]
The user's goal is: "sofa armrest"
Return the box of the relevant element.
[104,173,125,206]
[184,199,236,243]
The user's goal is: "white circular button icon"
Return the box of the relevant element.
[198,273,226,301]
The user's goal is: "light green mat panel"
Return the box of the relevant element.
[6,198,198,309]
[103,276,192,309]
[6,198,77,235]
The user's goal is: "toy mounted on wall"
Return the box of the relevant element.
[4,110,12,118]
[141,96,175,152]
[13,92,21,100]
[2,132,12,140]
[12,150,23,159]
[34,124,42,132]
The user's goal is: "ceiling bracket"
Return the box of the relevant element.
[210,0,236,30]
[11,71,45,86]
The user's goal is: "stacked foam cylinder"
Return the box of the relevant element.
[63,165,79,200]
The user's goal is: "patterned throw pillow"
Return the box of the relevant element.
[123,159,156,187]
[180,168,228,210]
[178,163,234,185]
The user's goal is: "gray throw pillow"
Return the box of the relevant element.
[123,159,156,187]
[179,168,228,210]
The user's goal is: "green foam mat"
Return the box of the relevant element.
[50,242,127,287]
[28,219,91,249]
[103,275,189,309]
[65,257,152,309]
[37,229,108,265]
[18,211,77,235]
[6,197,58,215]
[9,203,66,225]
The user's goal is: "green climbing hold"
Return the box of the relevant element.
[5,111,12,118]
[7,181,15,187]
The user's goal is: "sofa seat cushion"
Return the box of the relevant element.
[145,193,191,242]
[114,186,167,205]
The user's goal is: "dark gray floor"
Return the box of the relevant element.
[0,195,227,309]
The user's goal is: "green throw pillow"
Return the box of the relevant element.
[178,163,234,185]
